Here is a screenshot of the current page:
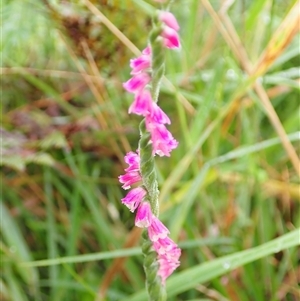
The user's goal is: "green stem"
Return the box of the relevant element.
[149,18,165,102]
[138,4,177,300]
[142,231,166,301]
[139,120,159,217]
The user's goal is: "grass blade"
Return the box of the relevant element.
[124,229,300,300]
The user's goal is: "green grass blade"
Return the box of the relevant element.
[169,164,210,239]
[21,237,233,267]
[4,264,29,301]
[0,201,40,297]
[208,131,300,166]
[44,167,59,298]
[124,229,300,301]
[246,0,269,30]
[21,248,141,267]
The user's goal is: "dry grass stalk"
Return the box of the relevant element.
[252,1,300,77]
[201,0,300,177]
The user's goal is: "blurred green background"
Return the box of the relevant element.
[1,0,299,300]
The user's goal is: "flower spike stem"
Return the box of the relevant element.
[149,25,165,102]
[139,120,160,216]
[118,2,181,300]
[142,231,167,301]
[139,119,165,299]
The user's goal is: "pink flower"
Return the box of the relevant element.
[128,90,153,116]
[118,172,142,190]
[156,239,181,284]
[130,55,151,74]
[153,236,175,254]
[121,187,147,212]
[148,216,170,241]
[123,73,151,93]
[157,254,180,285]
[150,102,171,124]
[153,237,181,260]
[135,202,153,227]
[119,151,142,189]
[147,217,181,284]
[142,45,151,55]
[161,26,181,49]
[146,119,178,157]
[124,151,140,173]
[159,11,180,31]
